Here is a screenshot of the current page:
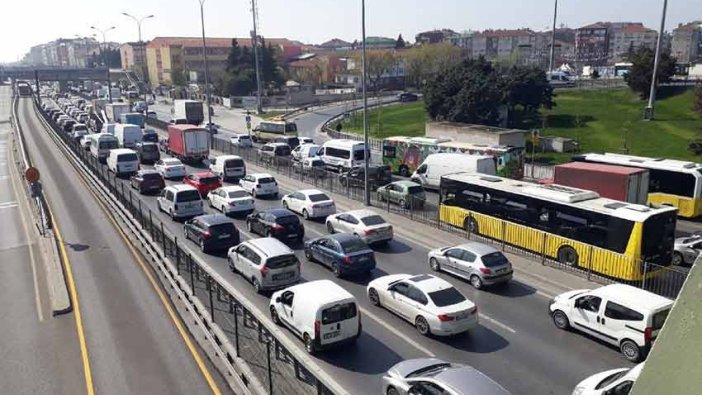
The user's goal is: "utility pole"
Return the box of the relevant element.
[91,25,116,103]
[361,0,370,206]
[251,0,263,114]
[644,0,668,121]
[548,0,558,73]
[198,0,213,144]
[122,12,154,115]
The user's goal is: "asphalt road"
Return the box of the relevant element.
[59,123,636,395]
[18,97,231,395]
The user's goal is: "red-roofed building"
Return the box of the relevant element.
[608,23,658,63]
[671,22,702,64]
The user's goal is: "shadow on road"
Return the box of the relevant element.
[440,324,509,354]
[318,332,403,374]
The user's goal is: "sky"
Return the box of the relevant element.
[0,0,699,63]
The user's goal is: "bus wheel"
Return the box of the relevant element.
[464,218,479,235]
[398,165,410,177]
[557,246,579,267]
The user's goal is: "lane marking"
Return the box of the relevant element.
[480,314,517,334]
[0,201,19,209]
[358,307,436,357]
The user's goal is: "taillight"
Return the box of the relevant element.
[229,201,237,206]
[314,320,320,339]
[644,327,652,345]
[256,184,261,188]
[312,204,320,209]
[174,204,179,210]
[271,223,283,232]
[364,229,373,236]
[259,265,269,277]
[438,314,455,322]
[479,268,492,275]
[470,306,479,315]
[202,231,211,240]
[343,256,353,264]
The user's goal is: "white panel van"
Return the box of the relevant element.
[411,153,496,189]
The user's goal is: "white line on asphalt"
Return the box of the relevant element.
[0,201,18,210]
[480,314,516,334]
[359,306,437,357]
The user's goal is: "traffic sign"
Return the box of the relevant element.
[25,167,40,183]
[245,115,251,123]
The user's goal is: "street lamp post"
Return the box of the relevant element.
[197,0,213,145]
[122,12,154,115]
[361,0,370,206]
[91,25,116,103]
[644,0,668,121]
[548,0,558,73]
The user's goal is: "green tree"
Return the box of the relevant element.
[260,40,284,89]
[693,82,702,117]
[624,46,677,99]
[171,66,186,86]
[352,50,397,92]
[395,34,406,49]
[403,43,463,87]
[502,65,554,113]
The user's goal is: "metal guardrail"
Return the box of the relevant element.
[36,102,343,395]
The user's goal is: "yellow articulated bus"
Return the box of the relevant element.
[574,153,702,218]
[439,173,678,281]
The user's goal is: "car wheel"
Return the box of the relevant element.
[283,200,289,209]
[304,249,314,261]
[252,278,262,294]
[368,288,380,306]
[169,210,175,220]
[252,189,257,198]
[470,275,483,290]
[415,316,431,336]
[671,252,683,266]
[302,209,310,220]
[399,199,407,209]
[332,263,341,277]
[326,222,335,234]
[620,339,642,362]
[270,306,281,325]
[429,258,440,272]
[228,257,237,273]
[552,310,570,330]
[386,387,400,395]
[304,333,316,355]
[199,239,206,253]
[377,192,384,202]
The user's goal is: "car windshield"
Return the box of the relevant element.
[225,159,245,168]
[118,153,138,162]
[228,190,249,198]
[481,251,509,267]
[176,190,201,202]
[339,238,368,253]
[360,215,386,226]
[164,159,181,166]
[308,193,330,202]
[142,173,161,180]
[275,215,299,225]
[275,146,291,156]
[407,186,424,195]
[406,363,453,379]
[239,135,251,140]
[198,176,220,184]
[208,223,235,236]
[141,144,158,152]
[321,302,357,325]
[258,177,275,184]
[428,287,466,307]
[595,370,629,390]
[266,254,299,269]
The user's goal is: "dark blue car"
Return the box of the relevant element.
[304,233,375,277]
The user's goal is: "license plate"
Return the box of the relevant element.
[219,234,230,239]
[358,256,369,262]
[287,234,297,238]
[272,272,294,280]
[323,331,340,340]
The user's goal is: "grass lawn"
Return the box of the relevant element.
[259,111,287,120]
[336,88,702,164]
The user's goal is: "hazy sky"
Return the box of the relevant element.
[1,0,699,63]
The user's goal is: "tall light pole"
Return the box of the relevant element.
[548,0,558,72]
[91,25,116,103]
[251,0,263,114]
[122,12,154,116]
[121,12,153,42]
[361,0,370,206]
[644,0,668,121]
[197,0,213,140]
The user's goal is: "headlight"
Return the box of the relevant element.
[571,386,585,395]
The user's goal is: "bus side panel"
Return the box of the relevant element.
[590,247,638,280]
[647,193,697,218]
[504,222,545,253]
[545,235,592,268]
[440,205,470,228]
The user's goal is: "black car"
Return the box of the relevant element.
[62,120,76,133]
[246,208,304,243]
[135,142,160,164]
[184,214,240,253]
[304,233,375,277]
[142,130,159,143]
[339,164,392,189]
[130,170,165,194]
[273,136,300,150]
[398,92,418,102]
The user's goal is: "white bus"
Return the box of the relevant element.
[318,139,367,172]
[89,133,119,162]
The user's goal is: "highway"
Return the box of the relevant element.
[57,96,636,394]
[17,96,231,395]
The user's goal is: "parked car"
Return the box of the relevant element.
[325,209,393,246]
[230,133,253,148]
[239,173,279,198]
[672,235,702,266]
[183,214,239,253]
[135,142,160,164]
[397,92,419,102]
[367,273,479,336]
[377,180,426,209]
[304,233,375,277]
[258,142,292,164]
[427,241,513,289]
[281,189,336,220]
[382,358,511,395]
[549,284,673,362]
[246,208,304,243]
[571,363,644,395]
[208,186,255,215]
[129,169,165,194]
[269,280,360,354]
[339,164,392,189]
[184,171,223,197]
[154,158,186,179]
[227,237,301,293]
[157,184,204,220]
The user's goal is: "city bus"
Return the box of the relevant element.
[439,173,677,281]
[381,136,525,179]
[574,153,702,218]
[254,118,298,143]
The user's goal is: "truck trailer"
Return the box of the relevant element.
[166,124,209,163]
[548,161,649,204]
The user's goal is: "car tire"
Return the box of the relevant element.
[620,339,642,362]
[270,306,281,325]
[671,252,683,266]
[304,333,316,355]
[429,258,440,272]
[552,310,570,330]
[200,239,206,253]
[386,387,400,395]
[169,210,175,220]
[399,199,407,209]
[326,222,335,234]
[470,275,483,290]
[415,316,431,336]
[304,249,314,261]
[368,288,380,306]
[302,209,310,220]
[399,165,409,178]
[252,278,262,294]
[557,246,579,267]
[332,263,341,277]
[228,257,237,273]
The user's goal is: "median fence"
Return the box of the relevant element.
[37,104,338,395]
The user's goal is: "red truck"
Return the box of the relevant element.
[545,162,650,204]
[167,124,210,163]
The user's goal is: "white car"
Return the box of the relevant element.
[326,209,393,245]
[79,135,92,150]
[208,186,255,215]
[571,363,643,395]
[282,189,336,220]
[299,137,314,145]
[367,274,479,336]
[231,133,253,148]
[154,158,187,179]
[239,173,278,198]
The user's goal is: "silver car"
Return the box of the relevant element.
[227,237,301,293]
[428,241,513,289]
[673,235,702,266]
[326,209,393,245]
[382,358,511,395]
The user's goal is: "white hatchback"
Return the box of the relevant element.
[282,189,336,220]
[239,173,279,198]
[208,186,255,215]
[367,274,479,336]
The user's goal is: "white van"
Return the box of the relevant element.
[318,139,366,172]
[101,123,117,135]
[113,123,142,148]
[292,143,320,162]
[411,153,496,190]
[270,280,361,354]
[549,284,673,362]
[89,133,119,162]
[107,148,139,177]
[209,155,246,181]
[157,184,204,220]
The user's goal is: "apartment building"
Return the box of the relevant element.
[120,42,147,71]
[671,21,702,64]
[25,37,104,67]
[607,23,658,63]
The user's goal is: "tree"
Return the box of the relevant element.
[221,37,283,96]
[403,43,463,87]
[693,82,702,117]
[171,67,186,86]
[352,50,397,92]
[395,34,406,49]
[624,46,676,99]
[502,65,554,113]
